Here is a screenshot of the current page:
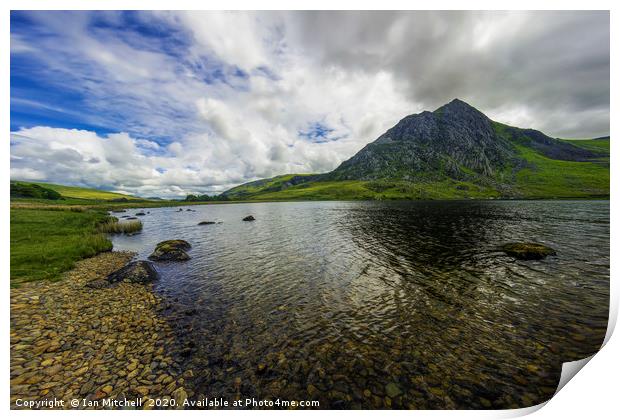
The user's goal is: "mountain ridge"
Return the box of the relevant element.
[222,99,609,200]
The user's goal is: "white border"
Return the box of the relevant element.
[1,1,616,419]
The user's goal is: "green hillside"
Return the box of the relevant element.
[222,138,609,201]
[23,181,141,201]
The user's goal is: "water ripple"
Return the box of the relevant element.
[112,200,609,409]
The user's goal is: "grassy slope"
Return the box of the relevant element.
[227,178,501,201]
[10,208,112,286]
[223,138,609,201]
[26,181,141,200]
[513,140,609,198]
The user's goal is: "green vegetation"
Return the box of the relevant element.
[223,177,501,201]
[561,138,610,154]
[98,218,143,234]
[11,208,113,286]
[513,144,609,198]
[24,181,142,201]
[11,182,62,200]
[9,180,221,285]
[221,174,315,199]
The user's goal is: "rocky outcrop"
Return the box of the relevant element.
[502,243,557,260]
[242,215,255,221]
[148,240,191,261]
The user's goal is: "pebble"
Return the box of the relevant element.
[10,252,184,409]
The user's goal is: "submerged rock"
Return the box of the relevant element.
[385,382,402,398]
[135,212,146,216]
[242,215,256,221]
[198,221,216,225]
[86,261,158,288]
[149,240,191,261]
[502,242,556,260]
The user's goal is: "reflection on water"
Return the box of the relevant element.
[112,200,609,409]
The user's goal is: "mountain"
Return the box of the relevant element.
[222,99,609,200]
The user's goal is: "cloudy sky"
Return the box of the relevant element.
[10,11,610,197]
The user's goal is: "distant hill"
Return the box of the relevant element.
[222,99,609,200]
[10,181,142,201]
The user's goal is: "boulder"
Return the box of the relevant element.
[149,240,191,261]
[107,261,159,284]
[86,261,158,289]
[198,221,216,225]
[135,212,146,216]
[502,243,556,260]
[242,215,255,221]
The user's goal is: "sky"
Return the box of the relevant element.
[10,11,610,198]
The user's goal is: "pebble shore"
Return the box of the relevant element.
[10,252,193,409]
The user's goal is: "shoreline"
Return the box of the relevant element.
[10,251,193,409]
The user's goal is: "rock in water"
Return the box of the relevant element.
[156,240,191,250]
[198,221,216,225]
[502,243,556,260]
[385,382,402,398]
[108,261,159,284]
[135,212,146,216]
[242,215,255,221]
[86,261,158,288]
[148,240,191,261]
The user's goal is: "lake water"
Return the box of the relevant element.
[111,200,609,409]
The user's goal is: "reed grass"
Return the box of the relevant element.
[98,218,143,234]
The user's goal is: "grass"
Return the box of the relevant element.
[98,218,143,234]
[224,178,501,201]
[561,138,610,154]
[25,181,142,201]
[513,145,609,198]
[10,208,113,286]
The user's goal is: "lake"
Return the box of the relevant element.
[111,200,609,409]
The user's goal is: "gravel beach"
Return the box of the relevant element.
[10,251,193,409]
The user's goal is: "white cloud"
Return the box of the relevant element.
[10,11,609,197]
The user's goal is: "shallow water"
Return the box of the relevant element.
[112,200,609,409]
